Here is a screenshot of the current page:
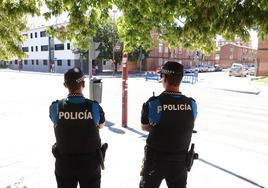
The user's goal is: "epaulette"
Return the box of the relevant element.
[189,97,196,102]
[148,96,158,102]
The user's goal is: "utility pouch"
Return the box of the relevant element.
[185,143,199,171]
[52,143,60,158]
[99,143,108,170]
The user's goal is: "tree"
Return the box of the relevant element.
[0,0,40,60]
[93,17,122,71]
[2,1,268,59]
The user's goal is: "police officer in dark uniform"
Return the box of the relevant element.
[139,61,198,188]
[49,67,105,188]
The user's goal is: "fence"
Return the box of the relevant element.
[145,72,198,84]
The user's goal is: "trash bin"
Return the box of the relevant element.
[91,78,103,103]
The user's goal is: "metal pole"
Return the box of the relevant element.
[88,41,93,100]
[112,10,117,76]
[122,53,128,128]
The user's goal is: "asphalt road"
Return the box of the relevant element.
[0,69,267,188]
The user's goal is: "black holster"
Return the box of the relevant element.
[99,143,108,170]
[185,143,199,171]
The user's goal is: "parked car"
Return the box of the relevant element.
[229,63,247,77]
[248,66,256,76]
[214,64,222,72]
[208,66,215,72]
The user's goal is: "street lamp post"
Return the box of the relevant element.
[112,9,117,76]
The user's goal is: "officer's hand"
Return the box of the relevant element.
[97,123,105,129]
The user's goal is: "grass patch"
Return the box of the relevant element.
[253,77,268,84]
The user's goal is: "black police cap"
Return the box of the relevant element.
[64,67,85,83]
[161,61,184,76]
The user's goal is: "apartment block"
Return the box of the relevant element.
[8,26,87,74]
[219,44,257,68]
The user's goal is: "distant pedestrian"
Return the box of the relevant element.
[139,61,198,188]
[49,67,106,188]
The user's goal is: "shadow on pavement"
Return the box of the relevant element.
[105,121,125,134]
[199,158,265,188]
[126,127,147,138]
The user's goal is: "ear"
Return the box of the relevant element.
[81,81,85,88]
[64,82,68,88]
[164,75,168,83]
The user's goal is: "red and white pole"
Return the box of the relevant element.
[122,53,128,128]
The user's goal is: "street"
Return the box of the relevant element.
[0,69,267,188]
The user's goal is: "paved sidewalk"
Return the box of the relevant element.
[0,70,267,188]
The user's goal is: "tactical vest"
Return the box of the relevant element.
[55,99,101,155]
[146,94,195,153]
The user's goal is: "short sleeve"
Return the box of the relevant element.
[191,99,198,121]
[49,101,58,125]
[141,102,149,124]
[99,105,105,124]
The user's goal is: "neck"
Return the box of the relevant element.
[165,85,180,92]
[68,89,83,95]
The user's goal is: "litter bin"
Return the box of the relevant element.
[91,78,103,103]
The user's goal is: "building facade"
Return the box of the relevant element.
[257,39,268,76]
[142,32,218,71]
[8,26,88,74]
[219,43,257,68]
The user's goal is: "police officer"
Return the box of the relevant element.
[49,67,105,188]
[140,61,197,188]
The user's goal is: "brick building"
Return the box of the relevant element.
[143,32,216,71]
[219,44,257,68]
[256,39,268,76]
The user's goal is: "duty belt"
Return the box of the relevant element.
[146,146,187,162]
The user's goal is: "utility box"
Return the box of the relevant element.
[91,78,103,103]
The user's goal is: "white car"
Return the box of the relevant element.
[229,63,247,77]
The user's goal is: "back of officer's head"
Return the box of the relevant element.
[64,67,85,92]
[161,61,184,86]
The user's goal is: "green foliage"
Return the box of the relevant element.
[0,0,40,60]
[93,17,122,63]
[2,0,268,59]
[44,0,112,52]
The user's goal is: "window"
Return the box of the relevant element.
[24,60,28,65]
[67,60,71,66]
[57,60,62,66]
[22,47,29,52]
[23,33,28,38]
[40,31,47,37]
[31,46,34,52]
[67,43,70,50]
[43,60,48,65]
[15,60,18,65]
[10,61,12,65]
[35,46,38,52]
[41,45,48,51]
[55,44,64,50]
[35,32,37,38]
[30,33,33,38]
[36,60,39,65]
[32,60,34,65]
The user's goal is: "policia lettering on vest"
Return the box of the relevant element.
[49,67,106,188]
[140,61,198,188]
